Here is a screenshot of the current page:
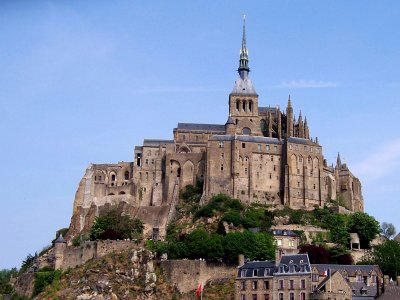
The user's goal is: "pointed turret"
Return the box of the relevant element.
[304,116,310,139]
[298,111,304,138]
[238,14,249,78]
[286,96,293,137]
[336,152,342,168]
[230,14,257,96]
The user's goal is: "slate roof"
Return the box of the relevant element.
[176,123,226,132]
[231,76,257,95]
[287,137,315,145]
[351,282,378,297]
[277,254,311,274]
[259,106,278,115]
[237,261,276,278]
[55,234,66,244]
[312,264,381,277]
[270,229,298,237]
[143,139,174,147]
[210,135,283,145]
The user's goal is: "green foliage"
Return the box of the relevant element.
[380,222,396,239]
[194,194,243,219]
[221,210,243,227]
[72,234,89,247]
[329,246,353,265]
[0,268,18,295]
[365,240,400,278]
[224,231,275,263]
[33,268,61,296]
[289,209,304,225]
[89,210,144,241]
[20,253,37,274]
[348,212,379,248]
[327,214,350,247]
[180,180,203,202]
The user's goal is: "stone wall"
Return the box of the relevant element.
[160,260,236,293]
[58,240,139,269]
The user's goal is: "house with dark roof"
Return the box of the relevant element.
[236,254,311,300]
[310,264,383,299]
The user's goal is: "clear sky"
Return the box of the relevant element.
[1,1,399,269]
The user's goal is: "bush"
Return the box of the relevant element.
[33,269,61,296]
[89,210,144,241]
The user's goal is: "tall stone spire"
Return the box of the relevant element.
[286,95,293,137]
[238,14,249,79]
[336,152,342,168]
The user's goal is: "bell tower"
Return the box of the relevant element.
[228,15,260,136]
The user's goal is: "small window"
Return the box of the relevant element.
[264,280,270,289]
[242,143,246,148]
[304,146,307,151]
[241,269,247,277]
[236,100,240,111]
[274,146,277,152]
[264,294,269,300]
[279,293,283,300]
[220,164,224,171]
[245,168,248,175]
[252,295,257,300]
[253,269,258,277]
[151,159,155,164]
[289,293,294,300]
[266,145,270,151]
[252,281,258,290]
[241,295,246,300]
[297,182,300,187]
[258,144,261,151]
[279,280,284,290]
[221,153,224,159]
[313,184,316,189]
[241,281,246,291]
[273,165,276,171]
[289,144,292,150]
[111,174,116,182]
[219,141,224,148]
[277,240,282,246]
[295,145,299,150]
[145,159,149,165]
[269,173,272,179]
[271,156,274,162]
[124,171,129,180]
[301,279,306,289]
[289,280,294,290]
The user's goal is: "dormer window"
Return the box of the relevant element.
[241,269,247,277]
[253,269,258,277]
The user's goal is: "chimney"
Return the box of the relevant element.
[238,254,245,267]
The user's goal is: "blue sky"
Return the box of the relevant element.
[1,1,399,269]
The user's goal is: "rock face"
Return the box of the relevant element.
[35,249,170,300]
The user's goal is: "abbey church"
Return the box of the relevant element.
[67,21,363,240]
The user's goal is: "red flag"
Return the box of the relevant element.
[195,282,203,297]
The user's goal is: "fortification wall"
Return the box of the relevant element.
[59,240,139,269]
[160,260,236,293]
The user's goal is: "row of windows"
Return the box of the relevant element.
[240,280,270,291]
[240,292,306,300]
[289,144,320,153]
[139,172,156,181]
[235,99,254,112]
[95,171,130,182]
[218,141,279,153]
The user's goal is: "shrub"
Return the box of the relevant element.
[89,210,144,241]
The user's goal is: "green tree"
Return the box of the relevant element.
[185,228,210,259]
[348,212,379,248]
[368,240,400,279]
[205,234,224,261]
[380,222,396,239]
[327,213,350,247]
[89,210,144,240]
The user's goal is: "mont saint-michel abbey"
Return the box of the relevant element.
[68,21,363,239]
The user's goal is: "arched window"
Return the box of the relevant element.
[249,101,252,112]
[108,193,115,196]
[236,100,240,111]
[111,174,116,182]
[124,171,129,180]
[119,191,126,195]
[242,127,251,135]
[242,100,246,112]
[260,119,267,134]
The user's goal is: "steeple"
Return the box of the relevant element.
[286,95,294,137]
[238,14,249,79]
[336,152,342,168]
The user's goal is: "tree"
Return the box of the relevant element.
[380,222,396,239]
[327,214,350,247]
[299,244,331,264]
[89,210,144,240]
[348,212,379,248]
[365,240,400,279]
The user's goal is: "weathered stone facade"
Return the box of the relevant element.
[67,20,364,240]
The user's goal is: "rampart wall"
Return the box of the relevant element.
[160,260,236,293]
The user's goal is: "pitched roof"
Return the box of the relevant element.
[210,134,283,145]
[231,76,257,95]
[287,137,315,145]
[143,139,174,147]
[176,123,225,132]
[237,261,275,278]
[312,264,381,277]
